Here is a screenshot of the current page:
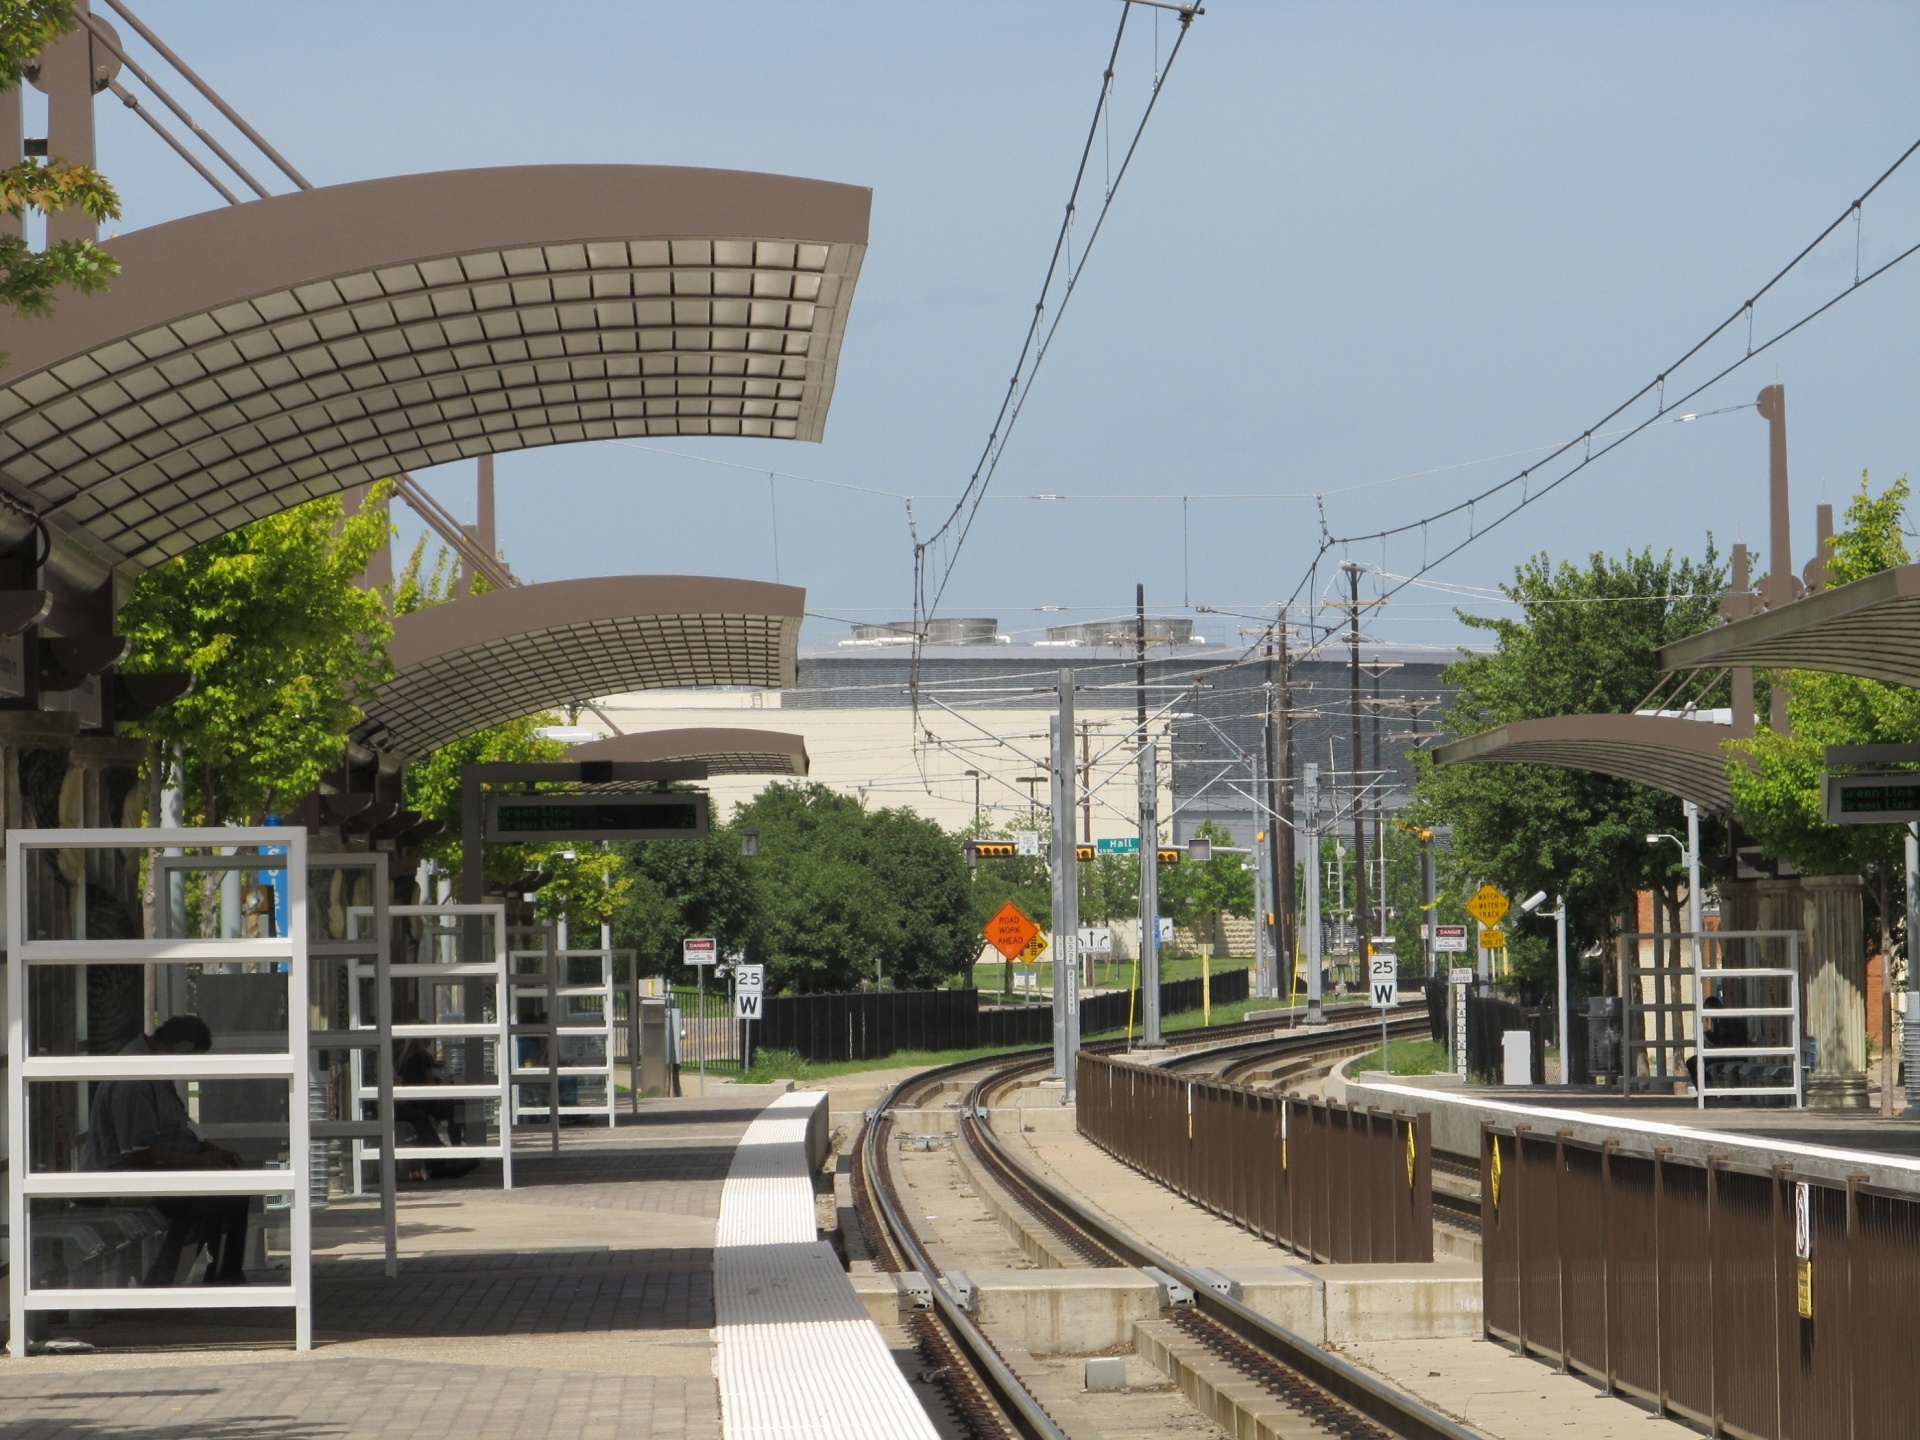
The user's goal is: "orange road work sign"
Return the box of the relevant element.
[984,901,1041,960]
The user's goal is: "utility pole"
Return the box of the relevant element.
[1275,609,1295,1002]
[1135,583,1148,737]
[966,769,981,828]
[1370,665,1385,935]
[1303,762,1324,1024]
[1138,740,1161,1045]
[1051,671,1080,1094]
[1343,563,1372,993]
[1263,627,1281,1000]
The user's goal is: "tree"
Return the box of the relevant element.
[0,2,121,357]
[1728,475,1920,939]
[1157,820,1254,948]
[120,488,393,823]
[1080,852,1138,926]
[730,782,978,993]
[611,827,755,977]
[1411,543,1728,998]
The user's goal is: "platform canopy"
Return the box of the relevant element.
[1430,713,1738,812]
[0,164,869,573]
[564,726,809,780]
[1659,563,1920,689]
[358,575,803,759]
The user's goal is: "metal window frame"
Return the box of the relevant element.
[379,903,513,1189]
[512,947,635,1130]
[307,852,396,1275]
[5,826,311,1355]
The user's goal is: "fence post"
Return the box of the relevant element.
[1514,1123,1530,1355]
[1556,1129,1570,1374]
[1846,1172,1864,1440]
[1655,1145,1670,1419]
[1707,1154,1722,1436]
[1771,1164,1788,1440]
[1602,1138,1618,1396]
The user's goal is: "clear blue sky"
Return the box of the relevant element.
[82,2,1920,650]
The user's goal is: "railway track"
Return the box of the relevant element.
[852,1012,1485,1440]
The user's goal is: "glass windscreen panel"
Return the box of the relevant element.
[26,1075,292,1173]
[28,1194,294,1290]
[26,958,289,1058]
[19,843,294,944]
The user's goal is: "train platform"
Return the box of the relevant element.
[0,1082,943,1440]
[1344,1071,1920,1189]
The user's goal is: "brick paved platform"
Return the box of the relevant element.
[0,1088,798,1438]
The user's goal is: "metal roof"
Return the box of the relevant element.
[0,164,869,571]
[1430,713,1739,811]
[359,575,803,758]
[566,726,809,779]
[1659,563,1920,688]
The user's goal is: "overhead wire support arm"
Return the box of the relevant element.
[104,79,239,205]
[81,11,271,198]
[98,0,315,190]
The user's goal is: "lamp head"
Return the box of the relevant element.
[1521,890,1548,913]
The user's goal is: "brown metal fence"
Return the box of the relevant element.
[1076,1051,1431,1263]
[1481,1123,1920,1439]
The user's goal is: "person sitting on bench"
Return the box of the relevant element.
[81,1015,250,1286]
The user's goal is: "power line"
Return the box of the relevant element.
[1277,129,1920,633]
[910,2,1202,655]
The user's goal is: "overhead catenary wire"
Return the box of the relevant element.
[1273,129,1920,641]
[910,2,1202,689]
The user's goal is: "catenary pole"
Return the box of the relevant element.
[1344,564,1372,994]
[1276,610,1296,1002]
[1139,740,1161,1045]
[1303,763,1324,1024]
[1051,672,1080,1094]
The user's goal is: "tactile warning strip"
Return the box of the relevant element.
[714,1092,939,1440]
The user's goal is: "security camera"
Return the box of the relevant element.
[1521,891,1549,913]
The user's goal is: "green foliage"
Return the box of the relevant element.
[121,488,394,823]
[611,828,755,975]
[1157,820,1254,934]
[729,782,978,993]
[0,4,122,353]
[1412,542,1728,993]
[533,845,629,930]
[1080,852,1138,924]
[1729,474,1919,882]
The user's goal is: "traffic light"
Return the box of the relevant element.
[964,840,1019,864]
[1157,847,1182,865]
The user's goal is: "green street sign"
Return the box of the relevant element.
[1095,837,1141,855]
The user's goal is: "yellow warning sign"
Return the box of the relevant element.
[1479,928,1506,950]
[1016,932,1049,967]
[1796,1258,1814,1320]
[1466,884,1510,927]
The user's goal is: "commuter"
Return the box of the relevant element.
[81,1015,250,1286]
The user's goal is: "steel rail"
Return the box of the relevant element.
[954,1037,1493,1440]
[851,1009,1396,1438]
[857,1044,1068,1440]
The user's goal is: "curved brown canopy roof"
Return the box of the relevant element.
[0,164,869,571]
[1659,564,1920,688]
[1430,713,1739,811]
[360,575,803,758]
[566,726,808,778]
